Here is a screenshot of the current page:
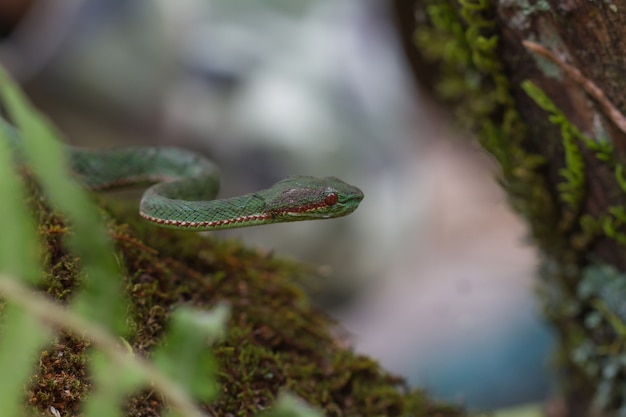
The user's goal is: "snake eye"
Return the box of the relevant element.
[324,192,338,206]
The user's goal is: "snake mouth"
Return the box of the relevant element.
[279,198,361,219]
[271,203,327,219]
[284,201,329,215]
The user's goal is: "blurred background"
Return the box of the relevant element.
[0,0,555,412]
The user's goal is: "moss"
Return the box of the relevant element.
[411,0,626,413]
[21,180,465,417]
[520,80,615,233]
[414,0,559,248]
[28,334,90,415]
[520,81,626,250]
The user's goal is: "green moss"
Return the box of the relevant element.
[28,334,90,415]
[616,164,626,192]
[520,81,613,157]
[414,0,558,247]
[23,181,465,417]
[411,0,626,413]
[413,0,626,258]
[518,80,626,251]
[521,80,610,231]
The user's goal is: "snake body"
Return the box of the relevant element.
[2,121,364,230]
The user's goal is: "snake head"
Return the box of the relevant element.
[266,176,364,221]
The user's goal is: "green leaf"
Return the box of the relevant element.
[0,304,51,417]
[153,304,229,401]
[0,66,127,334]
[0,77,51,417]
[81,354,145,417]
[260,393,324,417]
[0,119,39,282]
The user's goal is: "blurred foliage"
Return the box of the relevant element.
[492,403,543,417]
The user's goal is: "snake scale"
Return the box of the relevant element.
[1,120,364,230]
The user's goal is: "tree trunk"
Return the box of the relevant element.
[397,1,626,416]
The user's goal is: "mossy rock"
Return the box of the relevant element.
[23,178,465,417]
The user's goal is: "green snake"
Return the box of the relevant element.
[2,120,364,230]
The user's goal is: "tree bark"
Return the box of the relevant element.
[399,1,626,416]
